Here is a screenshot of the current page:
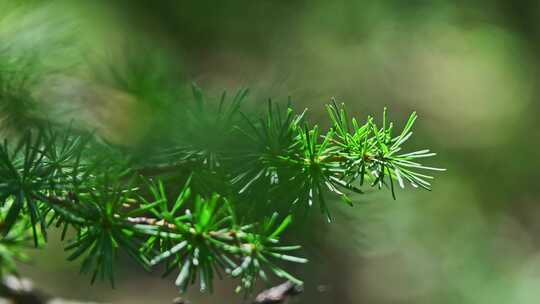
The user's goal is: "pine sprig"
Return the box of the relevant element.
[327,101,446,196]
[133,178,306,293]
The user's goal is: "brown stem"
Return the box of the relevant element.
[125,216,177,229]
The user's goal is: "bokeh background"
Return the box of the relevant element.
[5,0,540,303]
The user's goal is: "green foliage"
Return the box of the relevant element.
[0,84,443,295]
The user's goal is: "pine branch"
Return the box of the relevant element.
[0,3,447,301]
[0,82,444,298]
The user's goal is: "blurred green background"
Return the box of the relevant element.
[7,0,540,303]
